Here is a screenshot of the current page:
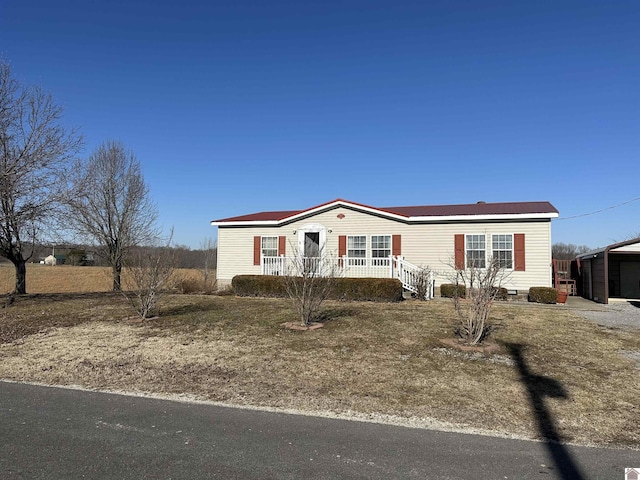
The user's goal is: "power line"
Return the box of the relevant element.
[554,196,640,221]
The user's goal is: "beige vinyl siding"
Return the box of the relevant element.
[216,206,553,290]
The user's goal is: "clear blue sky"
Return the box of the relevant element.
[1,0,638,249]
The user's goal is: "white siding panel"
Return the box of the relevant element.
[216,206,553,289]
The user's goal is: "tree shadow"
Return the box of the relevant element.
[159,301,219,317]
[504,343,586,480]
[0,291,123,307]
[315,307,359,323]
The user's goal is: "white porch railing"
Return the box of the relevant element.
[261,254,434,299]
[395,256,435,299]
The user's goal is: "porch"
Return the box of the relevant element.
[261,255,435,299]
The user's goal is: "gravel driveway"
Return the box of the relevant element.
[571,298,640,330]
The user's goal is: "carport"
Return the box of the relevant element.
[577,238,640,304]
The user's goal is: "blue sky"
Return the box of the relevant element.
[1,0,638,249]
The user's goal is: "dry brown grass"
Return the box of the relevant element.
[0,294,638,448]
[0,264,206,294]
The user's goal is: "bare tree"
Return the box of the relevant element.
[65,141,157,290]
[284,248,337,326]
[200,237,217,287]
[451,257,507,345]
[123,233,176,320]
[0,60,82,293]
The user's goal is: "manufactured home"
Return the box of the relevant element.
[211,198,558,295]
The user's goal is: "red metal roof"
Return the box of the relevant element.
[382,201,559,217]
[212,199,558,224]
[216,209,304,223]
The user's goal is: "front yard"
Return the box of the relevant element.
[0,293,638,448]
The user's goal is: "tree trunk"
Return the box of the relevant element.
[13,258,27,295]
[113,263,122,291]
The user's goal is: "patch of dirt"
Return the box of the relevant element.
[281,322,324,331]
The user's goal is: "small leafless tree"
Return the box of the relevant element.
[201,236,217,288]
[123,233,176,320]
[0,60,82,293]
[284,248,337,326]
[451,257,507,345]
[65,141,157,291]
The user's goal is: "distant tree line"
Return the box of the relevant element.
[552,242,591,260]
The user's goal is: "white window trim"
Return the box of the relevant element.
[465,234,487,269]
[491,233,514,270]
[463,233,517,270]
[346,235,367,266]
[261,236,278,258]
[371,234,392,267]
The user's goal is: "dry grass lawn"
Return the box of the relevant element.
[0,293,638,449]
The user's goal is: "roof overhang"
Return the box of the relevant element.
[211,198,558,227]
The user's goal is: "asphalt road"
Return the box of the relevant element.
[0,381,636,479]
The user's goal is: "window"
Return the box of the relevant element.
[261,236,278,257]
[492,234,513,269]
[371,235,391,266]
[466,234,486,268]
[347,235,366,266]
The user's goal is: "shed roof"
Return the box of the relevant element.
[577,237,640,258]
[212,198,558,226]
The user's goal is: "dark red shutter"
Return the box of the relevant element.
[278,236,286,256]
[392,235,401,256]
[338,236,346,257]
[454,234,465,270]
[514,234,525,271]
[338,235,346,267]
[253,236,261,266]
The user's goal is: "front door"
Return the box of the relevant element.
[304,232,320,257]
[303,232,320,274]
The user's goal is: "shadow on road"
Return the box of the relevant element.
[504,343,586,480]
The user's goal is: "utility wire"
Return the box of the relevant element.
[554,195,640,221]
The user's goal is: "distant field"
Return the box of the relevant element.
[0,264,205,294]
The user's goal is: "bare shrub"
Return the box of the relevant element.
[284,249,336,326]
[123,236,176,320]
[451,258,507,345]
[413,265,433,300]
[178,274,216,295]
[200,237,217,288]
